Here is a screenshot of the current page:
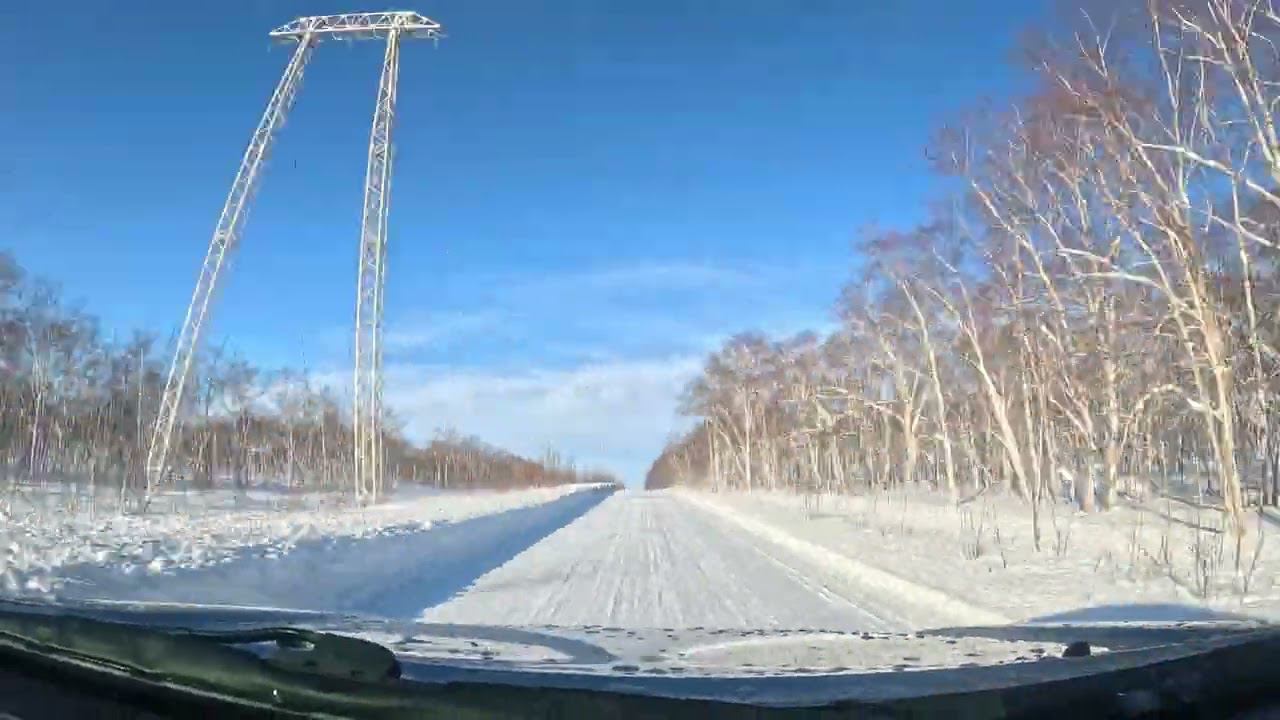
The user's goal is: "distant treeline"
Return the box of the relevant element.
[0,251,617,496]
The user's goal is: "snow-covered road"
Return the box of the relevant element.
[49,490,947,631]
[424,492,910,631]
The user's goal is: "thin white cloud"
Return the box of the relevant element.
[383,309,507,352]
[524,261,758,293]
[377,356,703,482]
[394,260,764,308]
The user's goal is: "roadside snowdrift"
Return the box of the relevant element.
[0,483,596,602]
[679,488,1280,625]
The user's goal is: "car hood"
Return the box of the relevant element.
[4,599,1274,706]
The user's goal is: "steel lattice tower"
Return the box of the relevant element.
[146,12,442,502]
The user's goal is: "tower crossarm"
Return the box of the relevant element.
[269,12,441,42]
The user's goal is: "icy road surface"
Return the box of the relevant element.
[424,492,917,631]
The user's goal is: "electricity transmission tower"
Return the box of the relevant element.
[145,12,442,502]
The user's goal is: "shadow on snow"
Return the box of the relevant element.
[56,488,613,620]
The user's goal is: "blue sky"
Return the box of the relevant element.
[2,0,1045,482]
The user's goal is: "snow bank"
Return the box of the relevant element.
[677,487,1280,625]
[0,482,593,599]
[51,487,614,617]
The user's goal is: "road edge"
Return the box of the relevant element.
[672,489,1010,628]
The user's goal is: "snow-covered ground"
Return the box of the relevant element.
[0,482,595,602]
[678,487,1280,625]
[423,487,1277,631]
[5,481,1275,637]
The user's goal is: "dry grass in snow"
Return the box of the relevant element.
[681,487,1280,625]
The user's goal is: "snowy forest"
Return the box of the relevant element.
[0,251,610,498]
[648,0,1280,540]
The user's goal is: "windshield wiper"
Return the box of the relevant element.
[0,607,415,717]
[0,607,746,719]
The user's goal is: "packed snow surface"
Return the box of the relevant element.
[424,492,956,629]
